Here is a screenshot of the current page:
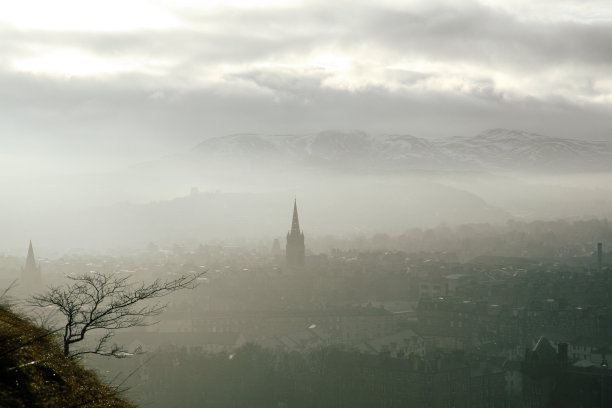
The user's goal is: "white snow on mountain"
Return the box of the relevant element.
[191,129,612,172]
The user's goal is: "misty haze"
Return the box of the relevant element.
[1,1,612,408]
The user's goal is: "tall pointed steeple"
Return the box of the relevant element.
[21,240,42,293]
[25,240,37,271]
[286,199,305,268]
[291,199,301,235]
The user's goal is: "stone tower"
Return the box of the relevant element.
[286,199,305,268]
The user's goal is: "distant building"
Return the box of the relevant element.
[522,336,612,408]
[352,351,506,408]
[20,240,41,293]
[286,199,305,268]
[271,238,282,259]
[356,329,425,358]
[256,325,332,351]
[111,331,247,354]
[157,307,396,345]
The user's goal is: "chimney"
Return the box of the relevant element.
[597,243,603,276]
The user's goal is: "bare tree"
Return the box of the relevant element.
[30,271,204,357]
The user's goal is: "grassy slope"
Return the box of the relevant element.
[0,305,135,408]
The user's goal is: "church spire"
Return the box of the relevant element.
[286,199,305,268]
[25,240,37,271]
[291,198,301,235]
[21,240,41,293]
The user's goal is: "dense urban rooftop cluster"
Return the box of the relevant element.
[2,217,611,407]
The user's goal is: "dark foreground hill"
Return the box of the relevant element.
[0,305,134,408]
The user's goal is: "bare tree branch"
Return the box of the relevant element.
[0,279,19,306]
[29,271,205,357]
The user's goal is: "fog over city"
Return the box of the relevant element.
[2,1,612,408]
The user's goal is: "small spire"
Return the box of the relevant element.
[25,240,37,271]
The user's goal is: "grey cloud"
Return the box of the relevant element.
[0,0,611,164]
[362,4,612,69]
[0,17,323,65]
[1,65,609,158]
[227,69,328,101]
[3,3,612,77]
[172,4,612,70]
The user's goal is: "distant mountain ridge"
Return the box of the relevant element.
[191,128,612,172]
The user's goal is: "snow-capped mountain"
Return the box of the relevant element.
[191,129,612,172]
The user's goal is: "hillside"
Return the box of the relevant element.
[0,305,134,408]
[2,128,612,249]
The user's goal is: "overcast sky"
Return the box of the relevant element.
[1,0,611,173]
